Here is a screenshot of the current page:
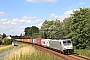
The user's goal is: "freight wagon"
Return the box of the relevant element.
[23,39,29,43]
[15,38,74,54]
[29,39,33,43]
[37,38,43,45]
[41,39,51,47]
[33,39,37,44]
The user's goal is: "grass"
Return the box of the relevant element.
[14,41,27,48]
[28,50,55,60]
[74,49,90,58]
[0,45,7,47]
[0,45,14,53]
[4,45,55,60]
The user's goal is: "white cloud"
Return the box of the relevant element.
[0,11,4,16]
[22,16,31,19]
[50,9,79,21]
[50,10,73,21]
[79,2,85,4]
[0,16,43,35]
[27,0,58,3]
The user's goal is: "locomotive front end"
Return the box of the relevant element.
[62,39,74,54]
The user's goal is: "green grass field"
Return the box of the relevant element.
[74,49,90,58]
[0,45,14,53]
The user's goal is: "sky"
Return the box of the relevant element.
[0,0,90,36]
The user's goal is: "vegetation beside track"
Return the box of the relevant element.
[4,43,55,60]
[14,41,27,48]
[74,49,90,58]
[0,45,14,53]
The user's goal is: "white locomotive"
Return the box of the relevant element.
[49,39,74,54]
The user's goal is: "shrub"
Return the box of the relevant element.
[0,40,2,45]
[3,38,13,45]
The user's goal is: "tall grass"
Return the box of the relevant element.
[29,51,55,60]
[4,45,55,60]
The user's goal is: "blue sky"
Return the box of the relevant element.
[0,0,90,36]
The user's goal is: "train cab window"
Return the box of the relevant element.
[63,40,71,46]
[67,40,71,45]
[63,41,67,46]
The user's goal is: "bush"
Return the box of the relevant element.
[0,40,2,45]
[3,38,13,45]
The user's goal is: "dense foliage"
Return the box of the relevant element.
[24,26,39,38]
[23,8,90,49]
[40,8,90,49]
[2,33,6,39]
[40,20,61,39]
[3,38,13,45]
[66,8,90,49]
[0,40,2,45]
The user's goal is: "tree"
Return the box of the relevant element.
[40,19,62,39]
[63,8,90,49]
[2,33,6,39]
[24,26,39,38]
[40,20,54,39]
[62,17,73,38]
[3,38,13,45]
[0,40,2,45]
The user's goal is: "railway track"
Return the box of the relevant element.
[16,41,90,60]
[29,44,82,60]
[30,43,90,60]
[33,44,68,60]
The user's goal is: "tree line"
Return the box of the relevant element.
[23,8,90,49]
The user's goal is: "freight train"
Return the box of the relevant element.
[15,38,74,54]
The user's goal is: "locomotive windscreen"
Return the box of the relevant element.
[63,40,71,46]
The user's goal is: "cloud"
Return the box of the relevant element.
[50,10,74,21]
[0,11,4,16]
[22,16,31,19]
[50,9,79,21]
[79,2,85,4]
[27,0,58,3]
[0,16,43,35]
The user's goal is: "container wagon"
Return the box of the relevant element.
[23,39,29,43]
[37,38,42,45]
[29,39,33,43]
[41,39,51,47]
[33,39,37,44]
